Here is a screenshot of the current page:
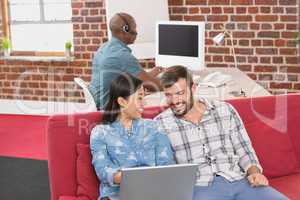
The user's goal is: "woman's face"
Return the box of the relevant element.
[122,86,145,119]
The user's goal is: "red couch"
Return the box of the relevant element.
[47,94,300,200]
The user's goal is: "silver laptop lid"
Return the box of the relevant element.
[120,164,198,200]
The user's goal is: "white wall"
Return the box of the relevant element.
[106,0,169,59]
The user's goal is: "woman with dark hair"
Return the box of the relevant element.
[90,73,175,200]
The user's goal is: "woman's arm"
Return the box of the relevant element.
[90,126,120,186]
[155,133,176,165]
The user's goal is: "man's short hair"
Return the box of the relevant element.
[161,65,194,89]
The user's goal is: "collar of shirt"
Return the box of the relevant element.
[111,118,139,137]
[176,98,216,125]
[198,97,215,112]
[111,36,132,52]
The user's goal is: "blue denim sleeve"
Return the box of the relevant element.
[90,126,120,187]
[155,132,176,165]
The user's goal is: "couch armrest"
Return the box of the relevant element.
[59,196,90,200]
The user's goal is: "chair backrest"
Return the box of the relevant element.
[74,77,97,112]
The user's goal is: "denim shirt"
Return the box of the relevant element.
[89,36,142,109]
[90,118,175,199]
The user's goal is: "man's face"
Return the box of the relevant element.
[127,21,137,44]
[163,78,194,117]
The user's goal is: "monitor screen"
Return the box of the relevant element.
[158,24,198,57]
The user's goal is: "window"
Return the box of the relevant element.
[2,0,73,55]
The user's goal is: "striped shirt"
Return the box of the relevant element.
[154,99,262,186]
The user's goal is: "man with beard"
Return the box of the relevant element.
[154,66,287,200]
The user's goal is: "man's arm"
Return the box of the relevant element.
[148,66,165,77]
[119,51,162,92]
[227,104,269,187]
[137,69,162,92]
[228,104,262,171]
[247,165,261,175]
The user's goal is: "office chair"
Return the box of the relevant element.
[74,77,97,112]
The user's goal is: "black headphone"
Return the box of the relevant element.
[117,13,130,33]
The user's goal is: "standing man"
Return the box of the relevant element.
[89,12,163,109]
[154,66,288,200]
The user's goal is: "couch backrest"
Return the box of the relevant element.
[47,94,300,200]
[228,94,300,165]
[228,94,300,178]
[47,111,100,200]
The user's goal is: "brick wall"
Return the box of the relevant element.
[72,0,106,60]
[168,0,300,94]
[0,0,154,102]
[0,0,299,102]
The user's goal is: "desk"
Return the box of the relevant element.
[144,67,271,107]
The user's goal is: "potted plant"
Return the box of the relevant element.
[1,37,11,57]
[65,41,72,60]
[296,30,300,44]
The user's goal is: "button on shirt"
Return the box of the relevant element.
[154,99,262,186]
[89,37,142,109]
[90,119,175,199]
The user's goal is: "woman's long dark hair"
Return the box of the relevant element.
[101,73,143,124]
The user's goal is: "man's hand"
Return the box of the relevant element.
[247,173,269,187]
[149,66,165,77]
[113,171,122,184]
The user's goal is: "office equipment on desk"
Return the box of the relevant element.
[194,71,233,88]
[144,68,271,107]
[212,28,238,70]
[120,164,198,200]
[155,21,205,72]
[194,68,265,101]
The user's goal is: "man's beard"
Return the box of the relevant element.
[171,95,194,117]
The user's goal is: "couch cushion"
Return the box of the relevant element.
[47,112,101,200]
[142,106,167,119]
[245,119,298,178]
[59,196,90,200]
[76,144,99,200]
[269,172,300,200]
[286,112,300,167]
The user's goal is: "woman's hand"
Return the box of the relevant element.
[113,171,122,184]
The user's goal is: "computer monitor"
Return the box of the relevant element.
[155,21,205,72]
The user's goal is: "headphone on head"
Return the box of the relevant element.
[117,13,130,33]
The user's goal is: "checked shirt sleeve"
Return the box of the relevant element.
[227,104,263,174]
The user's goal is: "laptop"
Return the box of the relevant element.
[120,164,198,200]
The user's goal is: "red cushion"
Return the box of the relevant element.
[76,144,99,200]
[59,196,90,200]
[269,172,300,200]
[142,106,167,119]
[245,119,298,178]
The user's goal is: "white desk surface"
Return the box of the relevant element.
[0,99,91,116]
[144,67,271,107]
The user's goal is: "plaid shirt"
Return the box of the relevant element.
[154,99,262,186]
